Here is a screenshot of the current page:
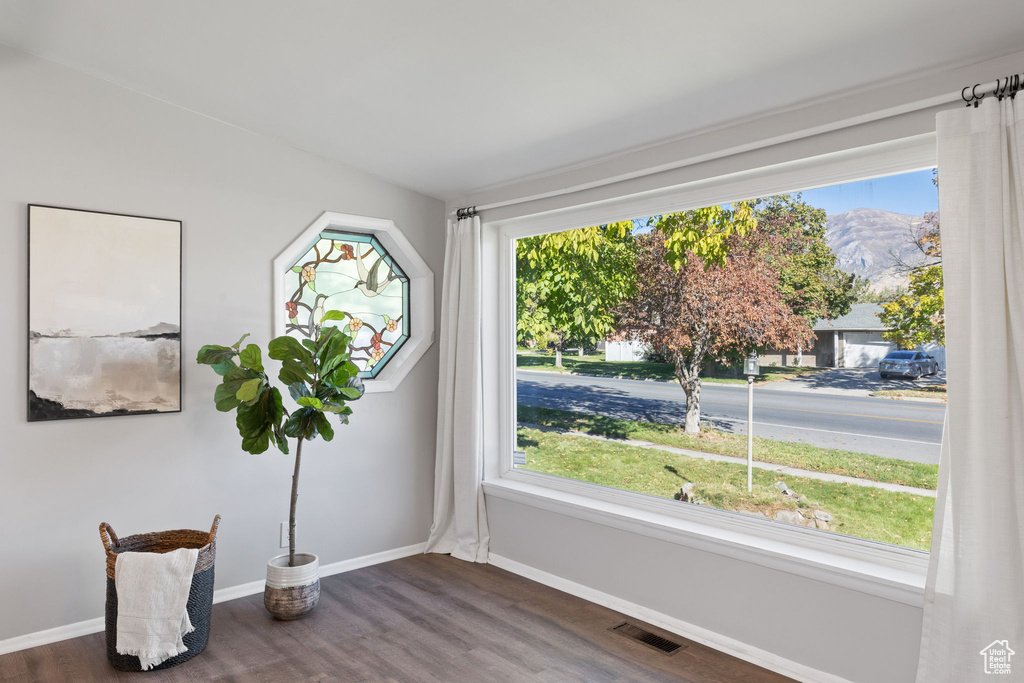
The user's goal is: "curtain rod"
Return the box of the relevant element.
[451,73,1023,219]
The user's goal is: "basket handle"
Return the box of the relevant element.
[99,523,119,552]
[208,515,221,544]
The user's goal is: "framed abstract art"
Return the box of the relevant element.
[27,205,182,421]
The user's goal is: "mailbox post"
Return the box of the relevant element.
[744,352,760,492]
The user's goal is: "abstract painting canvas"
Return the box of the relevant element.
[28,205,182,421]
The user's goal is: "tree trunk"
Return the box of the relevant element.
[796,344,803,367]
[674,358,703,434]
[555,344,563,368]
[288,437,304,567]
[681,380,702,434]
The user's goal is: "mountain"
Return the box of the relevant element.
[825,208,930,292]
[118,322,181,339]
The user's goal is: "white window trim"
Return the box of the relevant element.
[272,211,434,393]
[483,134,938,605]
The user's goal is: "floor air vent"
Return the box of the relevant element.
[609,622,686,655]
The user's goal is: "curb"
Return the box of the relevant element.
[516,369,788,387]
[868,393,947,404]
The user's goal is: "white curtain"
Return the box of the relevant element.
[425,215,490,562]
[917,97,1024,681]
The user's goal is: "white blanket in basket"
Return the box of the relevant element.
[115,547,199,670]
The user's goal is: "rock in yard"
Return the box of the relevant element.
[813,510,833,522]
[773,509,805,526]
[771,481,795,496]
[678,482,704,505]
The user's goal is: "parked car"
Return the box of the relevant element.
[878,350,939,379]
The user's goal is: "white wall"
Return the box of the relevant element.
[604,341,648,362]
[0,45,443,642]
[488,497,924,683]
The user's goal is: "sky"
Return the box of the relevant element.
[798,168,938,216]
[631,168,940,230]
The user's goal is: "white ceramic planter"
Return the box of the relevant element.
[264,552,320,620]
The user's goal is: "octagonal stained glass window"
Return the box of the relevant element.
[284,230,409,378]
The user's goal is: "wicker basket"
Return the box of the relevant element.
[99,516,221,671]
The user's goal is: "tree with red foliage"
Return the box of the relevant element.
[616,231,812,433]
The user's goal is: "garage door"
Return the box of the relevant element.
[844,332,894,367]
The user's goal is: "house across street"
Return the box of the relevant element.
[605,303,947,371]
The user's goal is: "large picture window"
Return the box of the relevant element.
[511,168,943,551]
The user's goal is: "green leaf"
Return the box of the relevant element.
[308,280,316,292]
[279,358,313,386]
[288,382,311,402]
[291,266,303,273]
[313,411,335,442]
[297,396,324,409]
[326,362,359,388]
[214,383,242,411]
[223,365,258,382]
[235,388,283,447]
[320,349,349,380]
[273,425,290,455]
[283,408,319,440]
[197,345,236,365]
[301,339,317,353]
[320,309,348,323]
[236,400,268,438]
[211,359,237,376]
[268,387,285,424]
[268,335,313,368]
[339,386,363,400]
[241,428,271,455]
[236,378,263,403]
[231,333,251,350]
[238,344,264,373]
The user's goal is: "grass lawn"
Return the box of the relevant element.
[517,405,939,490]
[516,352,826,384]
[872,384,947,402]
[516,426,935,550]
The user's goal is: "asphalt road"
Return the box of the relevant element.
[516,370,945,464]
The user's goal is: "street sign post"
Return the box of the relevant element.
[744,352,760,492]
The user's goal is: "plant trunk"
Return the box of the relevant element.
[674,357,702,435]
[555,344,563,368]
[796,344,803,367]
[288,437,304,567]
[681,380,702,434]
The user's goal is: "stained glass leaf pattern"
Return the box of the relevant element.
[283,231,410,379]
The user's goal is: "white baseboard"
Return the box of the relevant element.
[488,552,854,683]
[0,618,107,658]
[0,542,427,657]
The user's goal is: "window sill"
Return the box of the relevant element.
[483,470,927,607]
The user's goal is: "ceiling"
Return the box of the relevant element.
[1,1,1023,200]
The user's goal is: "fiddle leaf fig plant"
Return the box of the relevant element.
[197,311,365,567]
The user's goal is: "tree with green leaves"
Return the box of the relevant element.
[849,275,908,304]
[748,195,854,364]
[516,222,636,366]
[197,310,365,567]
[880,211,944,347]
[654,202,758,269]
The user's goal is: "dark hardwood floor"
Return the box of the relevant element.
[0,554,793,682]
